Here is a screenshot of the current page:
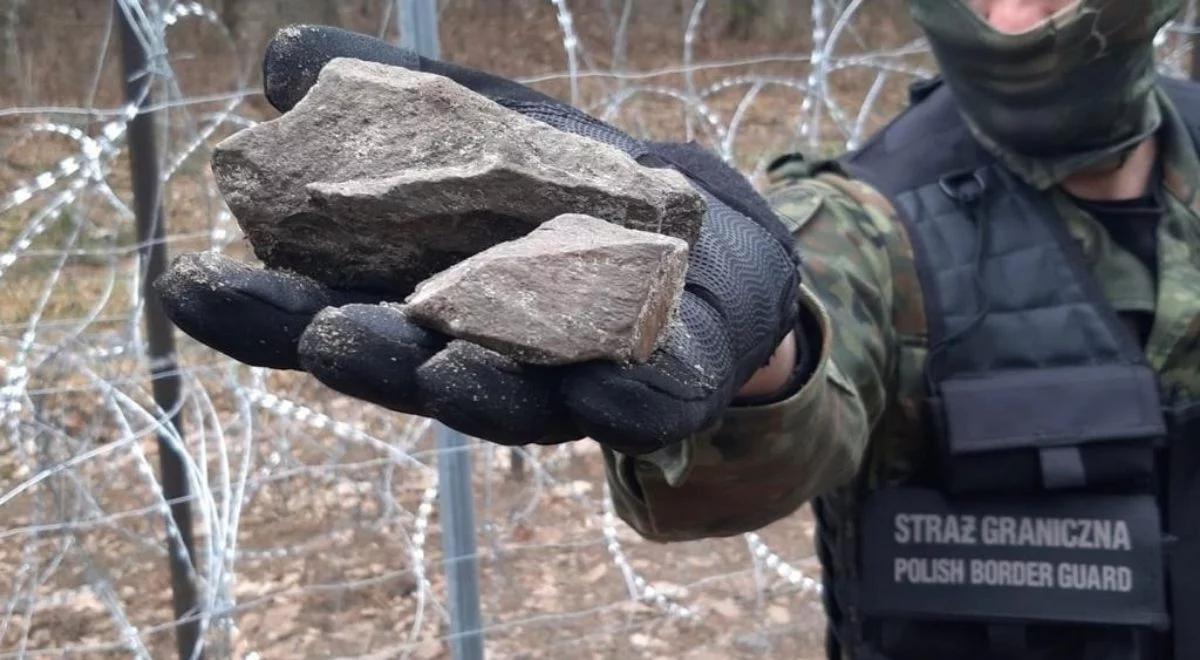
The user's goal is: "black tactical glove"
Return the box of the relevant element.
[157,25,802,455]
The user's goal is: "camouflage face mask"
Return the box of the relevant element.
[909,0,1182,189]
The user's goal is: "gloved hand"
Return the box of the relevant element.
[157,25,803,455]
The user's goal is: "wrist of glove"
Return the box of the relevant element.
[158,25,803,455]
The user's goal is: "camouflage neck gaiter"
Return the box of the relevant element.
[909,0,1182,189]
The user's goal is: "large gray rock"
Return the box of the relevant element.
[404,214,688,365]
[212,57,705,294]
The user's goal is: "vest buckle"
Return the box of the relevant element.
[939,170,987,205]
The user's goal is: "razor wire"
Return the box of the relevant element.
[2,1,1198,657]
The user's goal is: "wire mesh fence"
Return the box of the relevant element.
[2,1,1198,658]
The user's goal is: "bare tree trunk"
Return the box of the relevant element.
[722,0,797,40]
[1193,10,1200,81]
[725,0,766,39]
[220,0,240,38]
[0,0,24,103]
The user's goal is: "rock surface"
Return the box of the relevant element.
[404,214,688,365]
[212,57,705,295]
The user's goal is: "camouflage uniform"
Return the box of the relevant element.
[603,85,1200,576]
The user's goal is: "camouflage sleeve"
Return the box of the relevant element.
[603,158,907,542]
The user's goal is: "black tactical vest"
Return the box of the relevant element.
[822,78,1200,660]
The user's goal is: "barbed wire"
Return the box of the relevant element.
[2,0,1197,657]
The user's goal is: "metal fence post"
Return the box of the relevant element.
[401,4,484,659]
[114,2,202,659]
[434,424,485,660]
[398,0,441,59]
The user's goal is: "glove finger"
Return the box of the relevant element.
[416,340,581,445]
[562,292,735,453]
[298,304,578,444]
[566,184,802,453]
[297,303,446,415]
[264,25,418,112]
[262,25,556,113]
[155,252,379,369]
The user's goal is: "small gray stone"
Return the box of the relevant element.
[212,57,705,294]
[403,214,688,365]
[732,632,773,655]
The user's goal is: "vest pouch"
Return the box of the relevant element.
[854,487,1170,659]
[934,365,1166,494]
[1166,401,1200,659]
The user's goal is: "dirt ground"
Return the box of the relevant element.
[0,376,829,659]
[0,1,928,657]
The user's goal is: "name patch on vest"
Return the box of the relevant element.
[859,488,1167,627]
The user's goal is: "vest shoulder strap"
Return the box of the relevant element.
[1160,76,1200,150]
[839,80,993,198]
